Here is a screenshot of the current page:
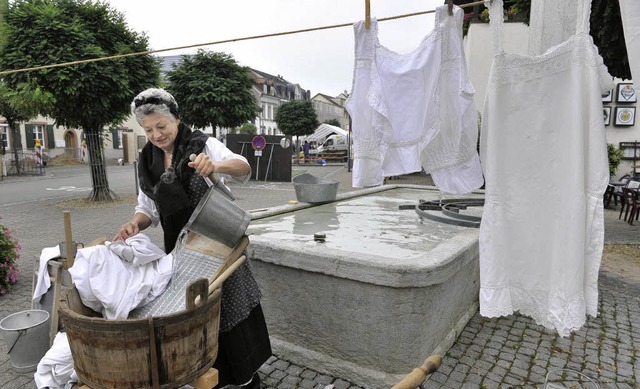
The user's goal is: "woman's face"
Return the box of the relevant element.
[141,112,179,153]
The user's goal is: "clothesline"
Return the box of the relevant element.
[0,0,488,77]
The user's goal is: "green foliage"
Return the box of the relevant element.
[591,0,631,80]
[274,100,319,138]
[0,0,160,130]
[238,122,257,135]
[166,50,257,138]
[608,143,625,177]
[323,118,341,127]
[0,223,21,296]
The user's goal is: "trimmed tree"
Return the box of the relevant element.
[274,100,319,152]
[0,0,159,200]
[323,118,342,127]
[166,50,257,138]
[0,82,54,174]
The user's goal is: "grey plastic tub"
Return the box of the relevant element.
[292,173,339,204]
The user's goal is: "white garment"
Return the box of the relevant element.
[106,234,167,266]
[135,136,250,226]
[34,332,77,389]
[32,245,61,304]
[420,6,484,194]
[479,0,612,337]
[528,0,579,56]
[345,5,483,193]
[619,0,640,83]
[68,234,173,319]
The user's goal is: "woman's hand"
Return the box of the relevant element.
[188,152,215,178]
[113,221,140,242]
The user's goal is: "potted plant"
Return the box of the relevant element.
[0,221,20,296]
[608,143,624,177]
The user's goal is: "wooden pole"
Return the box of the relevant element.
[365,0,371,29]
[63,211,74,269]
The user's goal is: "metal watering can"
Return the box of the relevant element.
[183,154,251,248]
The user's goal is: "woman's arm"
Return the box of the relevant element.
[113,212,152,241]
[188,137,251,182]
[112,190,160,241]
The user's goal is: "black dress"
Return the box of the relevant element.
[138,124,272,386]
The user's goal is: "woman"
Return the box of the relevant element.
[114,88,271,388]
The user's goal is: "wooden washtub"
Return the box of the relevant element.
[59,234,249,389]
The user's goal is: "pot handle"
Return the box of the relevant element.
[189,154,235,201]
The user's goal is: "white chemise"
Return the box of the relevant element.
[479,0,612,337]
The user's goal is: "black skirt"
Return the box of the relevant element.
[213,304,272,387]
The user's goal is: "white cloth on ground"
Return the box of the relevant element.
[479,0,611,337]
[32,245,61,304]
[34,332,77,389]
[619,0,640,83]
[345,5,483,193]
[68,233,173,319]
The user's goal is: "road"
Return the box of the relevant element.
[0,164,139,206]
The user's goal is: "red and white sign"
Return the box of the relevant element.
[251,135,267,151]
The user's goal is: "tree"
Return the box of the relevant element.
[238,122,257,135]
[274,100,319,148]
[323,118,342,127]
[0,83,54,174]
[166,50,257,138]
[0,0,159,200]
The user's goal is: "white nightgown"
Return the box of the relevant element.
[346,5,483,194]
[479,0,612,337]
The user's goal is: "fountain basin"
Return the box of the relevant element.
[247,185,483,388]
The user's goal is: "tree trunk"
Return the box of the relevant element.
[9,122,21,175]
[85,129,117,201]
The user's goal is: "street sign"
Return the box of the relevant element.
[252,135,267,151]
[255,150,263,157]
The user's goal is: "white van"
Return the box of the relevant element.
[317,135,348,153]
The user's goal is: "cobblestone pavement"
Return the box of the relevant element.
[1,165,639,389]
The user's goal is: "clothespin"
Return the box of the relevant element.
[448,0,453,16]
[365,0,371,29]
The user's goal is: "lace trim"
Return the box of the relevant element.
[421,133,478,171]
[488,34,612,92]
[528,1,580,56]
[480,284,592,338]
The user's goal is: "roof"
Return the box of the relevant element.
[311,93,343,107]
[303,124,348,143]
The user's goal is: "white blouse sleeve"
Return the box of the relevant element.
[134,190,160,227]
[204,137,251,184]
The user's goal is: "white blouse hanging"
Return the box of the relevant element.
[346,5,483,193]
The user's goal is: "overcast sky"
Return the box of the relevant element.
[105,0,442,97]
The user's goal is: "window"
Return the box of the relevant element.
[0,124,9,151]
[263,84,268,94]
[34,125,45,147]
[117,129,124,149]
[620,142,640,160]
